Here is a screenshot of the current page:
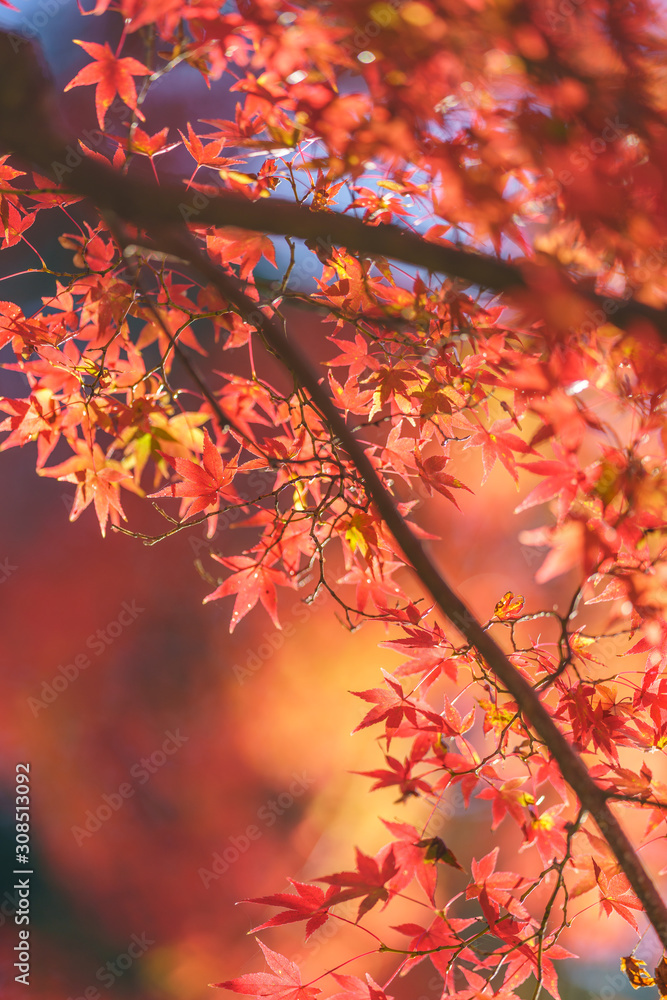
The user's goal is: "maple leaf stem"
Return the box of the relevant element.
[301,950,379,989]
[330,912,384,943]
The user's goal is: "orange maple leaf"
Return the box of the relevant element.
[39,440,143,537]
[64,40,151,129]
[207,229,277,281]
[148,429,239,538]
[203,554,295,632]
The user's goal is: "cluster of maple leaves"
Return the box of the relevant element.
[2,0,667,998]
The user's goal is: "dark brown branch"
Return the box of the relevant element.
[0,32,666,341]
[2,30,667,950]
[156,226,667,952]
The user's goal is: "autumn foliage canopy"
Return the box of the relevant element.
[3,0,667,997]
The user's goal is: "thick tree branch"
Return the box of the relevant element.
[153,226,667,953]
[0,32,666,342]
[2,31,667,950]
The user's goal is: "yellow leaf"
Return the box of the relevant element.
[654,957,667,998]
[621,956,655,989]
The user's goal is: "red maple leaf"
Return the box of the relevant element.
[465,419,536,484]
[476,777,535,831]
[337,561,405,615]
[496,936,575,1000]
[109,125,180,180]
[328,973,393,1000]
[203,554,294,632]
[208,229,277,281]
[592,860,643,930]
[326,332,380,379]
[64,40,151,128]
[380,622,460,691]
[212,940,321,1000]
[178,123,243,186]
[516,444,586,517]
[39,440,143,537]
[148,429,238,538]
[316,845,399,921]
[351,670,445,744]
[111,125,179,158]
[327,371,374,415]
[465,848,530,929]
[415,448,473,508]
[355,752,433,803]
[627,618,667,669]
[521,804,568,867]
[1,203,35,249]
[391,914,476,977]
[381,819,464,903]
[245,879,338,938]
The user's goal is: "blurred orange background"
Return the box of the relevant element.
[0,2,659,991]
[0,365,654,999]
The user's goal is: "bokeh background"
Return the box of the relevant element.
[0,2,657,999]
